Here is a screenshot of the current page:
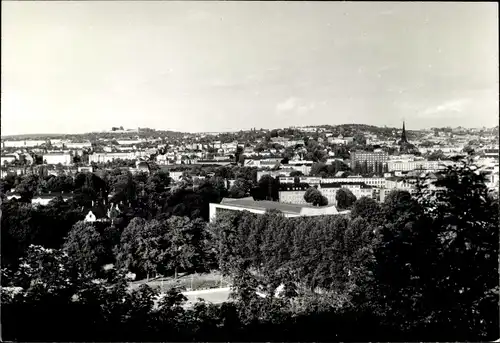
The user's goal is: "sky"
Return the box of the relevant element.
[1,1,498,135]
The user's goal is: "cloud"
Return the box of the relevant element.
[417,99,471,118]
[276,97,298,112]
[298,102,316,113]
[276,97,317,115]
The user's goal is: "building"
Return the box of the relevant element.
[317,183,374,205]
[257,168,296,181]
[483,149,499,159]
[5,191,72,205]
[43,153,72,166]
[64,142,92,149]
[209,197,347,222]
[78,166,95,173]
[89,152,148,163]
[1,155,17,166]
[387,160,441,172]
[278,183,310,205]
[2,140,47,148]
[31,193,72,206]
[279,176,386,188]
[244,158,282,168]
[279,182,374,206]
[350,151,389,167]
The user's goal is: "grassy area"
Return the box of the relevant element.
[129,271,232,293]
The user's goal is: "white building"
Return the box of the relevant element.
[257,168,296,181]
[43,153,72,165]
[209,197,347,223]
[117,140,143,146]
[89,152,148,163]
[1,155,17,166]
[279,176,386,188]
[387,160,442,172]
[2,140,47,148]
[65,142,92,149]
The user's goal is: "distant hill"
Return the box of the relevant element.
[1,133,65,140]
[2,128,187,141]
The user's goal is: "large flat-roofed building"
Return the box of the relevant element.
[279,182,375,206]
[209,197,348,222]
[387,160,441,172]
[279,176,386,188]
[350,151,389,167]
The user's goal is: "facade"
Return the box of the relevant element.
[1,155,17,166]
[89,152,148,163]
[278,184,310,205]
[5,192,72,205]
[43,153,72,166]
[78,166,95,173]
[257,168,296,181]
[318,183,374,204]
[209,197,347,223]
[387,160,441,172]
[350,151,389,167]
[65,142,92,149]
[279,176,386,188]
[2,140,47,148]
[483,149,499,159]
[279,182,374,206]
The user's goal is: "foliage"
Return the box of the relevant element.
[335,188,357,210]
[253,175,280,201]
[303,187,328,206]
[350,196,383,226]
[63,221,108,277]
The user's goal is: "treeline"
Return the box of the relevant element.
[211,163,499,340]
[1,164,268,271]
[1,168,229,269]
[1,247,384,342]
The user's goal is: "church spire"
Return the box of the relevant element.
[400,121,408,143]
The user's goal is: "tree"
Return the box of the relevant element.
[335,188,356,210]
[63,221,107,277]
[115,217,150,278]
[255,175,280,201]
[15,174,40,201]
[304,187,328,206]
[234,146,244,165]
[355,162,499,340]
[350,196,383,226]
[462,145,474,155]
[164,216,206,278]
[427,150,445,161]
[228,179,252,198]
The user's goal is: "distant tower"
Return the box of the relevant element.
[400,121,408,144]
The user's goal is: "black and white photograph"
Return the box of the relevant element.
[1,1,499,341]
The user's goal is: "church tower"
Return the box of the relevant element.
[400,121,408,144]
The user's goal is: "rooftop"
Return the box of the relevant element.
[220,197,334,214]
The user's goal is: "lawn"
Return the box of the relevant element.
[129,271,232,293]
